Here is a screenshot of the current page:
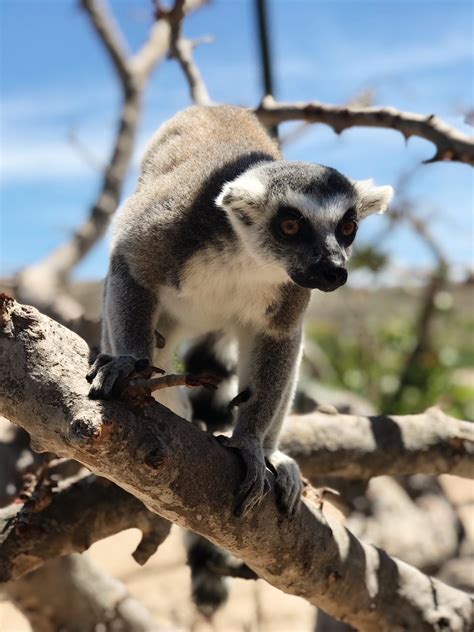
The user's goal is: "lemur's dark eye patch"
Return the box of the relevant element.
[340,220,356,236]
[271,206,312,242]
[336,208,358,245]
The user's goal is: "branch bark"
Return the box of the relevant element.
[254,98,474,166]
[4,553,168,632]
[0,298,472,631]
[0,474,171,583]
[280,409,474,481]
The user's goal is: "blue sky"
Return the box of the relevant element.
[0,0,473,281]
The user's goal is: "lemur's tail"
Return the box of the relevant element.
[184,532,231,617]
[183,331,237,433]
[182,332,237,616]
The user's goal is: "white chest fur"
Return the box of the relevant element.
[159,246,288,336]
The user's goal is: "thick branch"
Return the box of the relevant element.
[0,298,471,631]
[0,474,171,583]
[254,99,474,166]
[281,409,474,481]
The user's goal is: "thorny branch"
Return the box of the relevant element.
[255,97,474,166]
[0,298,472,631]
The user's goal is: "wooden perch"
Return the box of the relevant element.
[0,297,472,631]
[255,97,474,166]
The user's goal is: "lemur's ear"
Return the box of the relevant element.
[353,179,394,218]
[215,172,266,215]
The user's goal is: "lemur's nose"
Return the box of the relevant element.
[320,263,347,288]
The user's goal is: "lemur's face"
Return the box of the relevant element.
[216,161,393,291]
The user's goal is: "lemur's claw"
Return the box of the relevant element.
[87,354,156,400]
[217,435,269,517]
[265,450,303,516]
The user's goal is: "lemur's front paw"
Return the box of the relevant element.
[217,435,269,517]
[87,354,153,399]
[265,450,303,516]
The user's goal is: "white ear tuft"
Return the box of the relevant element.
[353,179,394,218]
[215,181,233,209]
[215,172,266,210]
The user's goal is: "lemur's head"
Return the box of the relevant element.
[216,161,393,291]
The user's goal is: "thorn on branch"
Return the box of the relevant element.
[154,329,166,349]
[228,387,252,410]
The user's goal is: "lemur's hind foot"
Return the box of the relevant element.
[265,449,303,516]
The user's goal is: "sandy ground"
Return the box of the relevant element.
[0,526,316,632]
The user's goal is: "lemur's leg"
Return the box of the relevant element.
[219,326,303,516]
[262,328,303,515]
[87,253,159,399]
[262,344,303,515]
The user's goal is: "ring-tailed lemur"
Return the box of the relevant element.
[87,105,393,517]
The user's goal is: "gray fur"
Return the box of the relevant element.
[88,105,393,515]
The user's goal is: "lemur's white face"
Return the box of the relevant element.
[216,162,393,291]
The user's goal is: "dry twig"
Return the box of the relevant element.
[255,97,474,166]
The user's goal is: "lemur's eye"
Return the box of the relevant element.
[280,219,300,236]
[340,220,357,237]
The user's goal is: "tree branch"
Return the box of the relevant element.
[280,409,474,481]
[5,554,167,632]
[168,5,212,108]
[80,0,132,89]
[254,98,474,166]
[170,36,212,105]
[0,474,171,583]
[0,298,472,631]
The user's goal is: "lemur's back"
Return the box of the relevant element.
[141,105,280,184]
[113,106,280,287]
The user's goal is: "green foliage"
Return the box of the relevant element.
[306,294,474,421]
[350,245,389,274]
